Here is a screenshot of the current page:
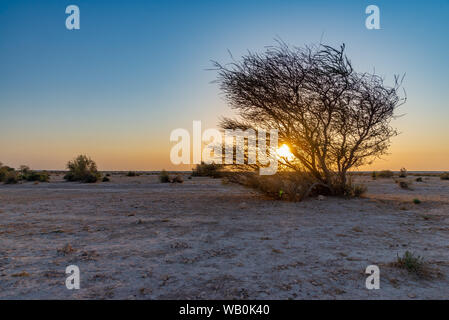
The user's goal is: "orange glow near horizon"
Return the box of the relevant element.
[1,111,448,172]
[1,137,448,172]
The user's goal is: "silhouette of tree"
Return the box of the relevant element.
[213,41,406,194]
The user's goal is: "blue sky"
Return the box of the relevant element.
[0,0,448,170]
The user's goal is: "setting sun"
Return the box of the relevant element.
[277,144,294,160]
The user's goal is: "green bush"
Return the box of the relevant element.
[413,198,421,204]
[394,251,427,277]
[4,171,19,184]
[64,155,101,183]
[159,170,170,183]
[22,171,50,182]
[1,163,50,184]
[0,165,15,182]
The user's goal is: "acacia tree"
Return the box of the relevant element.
[214,42,406,194]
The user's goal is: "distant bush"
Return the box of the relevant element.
[377,170,394,178]
[415,177,423,182]
[22,171,50,182]
[399,167,407,178]
[102,176,110,182]
[1,163,21,184]
[3,171,19,184]
[19,165,30,175]
[64,155,101,183]
[1,163,50,184]
[0,164,15,182]
[127,171,138,177]
[440,172,449,180]
[371,171,377,180]
[192,162,223,178]
[159,170,170,183]
[413,198,421,204]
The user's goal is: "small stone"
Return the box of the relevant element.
[239,202,248,209]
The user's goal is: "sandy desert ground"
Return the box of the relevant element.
[0,173,448,299]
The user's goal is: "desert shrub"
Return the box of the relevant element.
[0,167,8,182]
[399,167,407,178]
[19,165,30,175]
[227,172,329,202]
[393,251,427,277]
[377,170,394,178]
[159,170,170,183]
[413,198,421,204]
[347,184,367,197]
[415,177,423,182]
[64,155,101,183]
[440,172,449,180]
[127,171,138,177]
[22,171,50,182]
[248,174,289,199]
[0,163,20,184]
[1,163,50,184]
[105,173,111,177]
[102,176,110,182]
[192,162,223,178]
[371,171,377,180]
[4,171,19,184]
[226,170,368,202]
[0,165,15,182]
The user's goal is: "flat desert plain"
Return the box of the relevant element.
[0,174,448,299]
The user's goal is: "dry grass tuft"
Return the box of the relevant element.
[391,251,440,279]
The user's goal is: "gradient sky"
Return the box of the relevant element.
[1,0,448,171]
